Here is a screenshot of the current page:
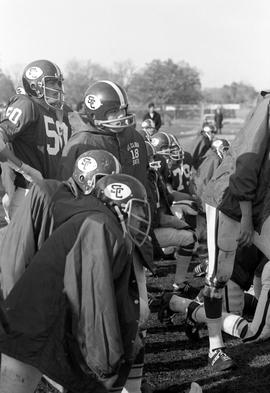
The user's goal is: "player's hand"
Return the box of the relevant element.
[238,215,254,247]
[17,163,43,184]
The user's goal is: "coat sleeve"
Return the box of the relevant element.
[0,181,55,297]
[64,217,127,379]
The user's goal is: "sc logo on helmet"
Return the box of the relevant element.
[25,67,43,80]
[85,94,103,110]
[104,183,131,200]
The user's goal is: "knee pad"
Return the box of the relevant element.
[214,249,235,285]
[222,281,244,316]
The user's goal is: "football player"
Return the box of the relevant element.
[200,90,270,371]
[151,132,198,231]
[145,140,197,293]
[0,173,151,393]
[0,149,121,298]
[166,134,193,196]
[0,59,72,218]
[58,80,153,392]
[158,256,270,349]
[191,123,216,170]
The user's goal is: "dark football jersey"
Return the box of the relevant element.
[0,95,72,188]
[167,151,193,194]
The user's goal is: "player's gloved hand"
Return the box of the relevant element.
[238,214,254,247]
[17,163,43,184]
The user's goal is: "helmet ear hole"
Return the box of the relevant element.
[79,174,85,183]
[30,82,36,91]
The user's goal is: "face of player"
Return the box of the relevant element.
[149,106,154,114]
[44,79,64,108]
[126,201,150,246]
[106,108,127,132]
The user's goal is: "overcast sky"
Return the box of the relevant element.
[1,0,269,90]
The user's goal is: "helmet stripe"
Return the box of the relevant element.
[101,80,126,108]
[113,156,121,173]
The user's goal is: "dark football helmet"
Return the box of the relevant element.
[150,132,171,157]
[138,129,151,142]
[72,150,121,195]
[145,141,161,171]
[211,139,230,160]
[84,80,136,133]
[141,119,156,138]
[94,173,151,247]
[22,59,64,110]
[168,134,184,161]
[201,123,216,140]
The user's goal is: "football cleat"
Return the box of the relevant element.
[172,281,200,298]
[193,259,208,277]
[184,301,201,341]
[208,348,236,371]
[157,292,176,324]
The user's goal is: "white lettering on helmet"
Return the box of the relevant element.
[77,157,98,172]
[25,67,43,80]
[104,183,131,200]
[151,138,159,147]
[85,94,103,110]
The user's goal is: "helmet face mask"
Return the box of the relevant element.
[145,141,161,171]
[43,76,64,110]
[122,198,151,247]
[22,60,64,110]
[168,134,184,161]
[84,80,136,133]
[95,108,135,132]
[72,150,121,195]
[94,174,151,247]
[151,132,183,161]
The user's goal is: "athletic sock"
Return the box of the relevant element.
[174,255,192,285]
[204,295,224,353]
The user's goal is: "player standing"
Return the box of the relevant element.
[0,59,72,218]
[58,80,152,393]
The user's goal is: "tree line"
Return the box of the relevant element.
[0,59,258,108]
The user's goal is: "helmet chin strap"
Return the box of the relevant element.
[114,205,133,254]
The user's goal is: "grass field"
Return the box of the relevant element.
[144,262,270,393]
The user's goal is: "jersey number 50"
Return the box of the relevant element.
[44,115,69,155]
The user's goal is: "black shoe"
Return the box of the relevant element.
[184,301,201,341]
[208,348,236,371]
[141,379,155,393]
[172,281,200,298]
[157,292,176,324]
[148,293,164,313]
